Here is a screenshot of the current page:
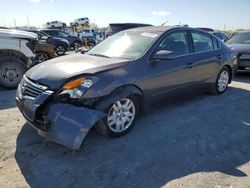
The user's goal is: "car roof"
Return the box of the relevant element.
[238,31,250,34]
[125,26,197,33]
[41,29,60,31]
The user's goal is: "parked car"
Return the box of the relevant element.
[70,17,89,27]
[46,21,66,29]
[42,29,82,48]
[16,26,237,150]
[0,29,36,88]
[226,31,250,70]
[25,29,70,55]
[79,28,96,39]
[34,41,57,63]
[79,28,97,46]
[105,23,152,38]
[211,31,228,42]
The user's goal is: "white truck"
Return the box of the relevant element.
[70,17,89,27]
[46,21,66,29]
[0,29,37,88]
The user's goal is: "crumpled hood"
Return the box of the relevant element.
[227,43,250,54]
[25,53,129,90]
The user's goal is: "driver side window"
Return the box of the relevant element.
[157,31,190,56]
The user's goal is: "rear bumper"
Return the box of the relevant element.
[16,92,105,150]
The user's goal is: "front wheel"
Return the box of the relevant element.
[95,96,139,137]
[56,45,66,56]
[211,67,230,95]
[73,42,81,50]
[35,52,49,63]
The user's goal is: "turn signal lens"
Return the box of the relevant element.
[63,77,85,90]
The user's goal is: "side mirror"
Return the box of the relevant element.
[46,36,53,44]
[152,50,175,60]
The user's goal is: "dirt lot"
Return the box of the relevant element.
[0,72,250,188]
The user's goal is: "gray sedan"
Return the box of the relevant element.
[16,26,237,150]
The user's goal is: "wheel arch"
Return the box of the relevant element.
[35,51,51,59]
[0,49,29,65]
[223,64,233,84]
[94,84,145,114]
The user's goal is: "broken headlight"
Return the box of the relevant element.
[58,77,93,99]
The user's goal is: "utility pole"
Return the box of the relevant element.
[14,18,16,28]
[223,23,226,32]
[26,14,30,27]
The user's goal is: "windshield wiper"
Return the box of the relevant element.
[88,53,110,58]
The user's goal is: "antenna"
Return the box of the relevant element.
[161,20,168,26]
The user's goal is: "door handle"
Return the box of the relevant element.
[216,55,223,60]
[186,62,193,68]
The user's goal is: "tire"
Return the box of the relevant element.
[56,45,66,56]
[211,67,230,95]
[73,42,81,49]
[35,52,49,63]
[51,25,55,29]
[95,95,139,137]
[0,57,27,88]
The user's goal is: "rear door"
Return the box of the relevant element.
[189,31,222,84]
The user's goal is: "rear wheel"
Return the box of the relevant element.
[0,57,27,88]
[211,67,230,95]
[95,95,139,137]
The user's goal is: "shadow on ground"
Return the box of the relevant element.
[15,86,250,188]
[234,70,250,84]
[0,88,17,110]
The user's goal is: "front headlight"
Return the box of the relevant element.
[58,77,93,99]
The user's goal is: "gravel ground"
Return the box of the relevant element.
[0,71,250,188]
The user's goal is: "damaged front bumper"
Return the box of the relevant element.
[16,92,106,150]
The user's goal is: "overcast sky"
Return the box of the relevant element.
[1,0,250,30]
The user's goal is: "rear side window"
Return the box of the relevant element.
[58,32,69,37]
[212,36,221,50]
[45,31,57,36]
[156,31,190,56]
[191,32,214,52]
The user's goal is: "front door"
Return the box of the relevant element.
[141,30,196,103]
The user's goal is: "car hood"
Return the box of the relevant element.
[26,53,129,90]
[227,43,250,54]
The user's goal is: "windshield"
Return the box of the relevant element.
[87,31,159,59]
[227,32,250,44]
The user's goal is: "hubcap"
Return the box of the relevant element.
[107,98,136,133]
[0,64,22,85]
[36,54,48,63]
[56,46,65,55]
[218,70,229,92]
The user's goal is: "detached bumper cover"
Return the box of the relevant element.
[37,104,105,150]
[16,93,106,150]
